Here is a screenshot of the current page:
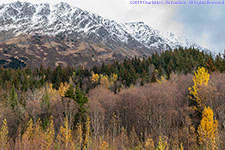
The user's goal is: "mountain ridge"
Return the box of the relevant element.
[0,1,210,68]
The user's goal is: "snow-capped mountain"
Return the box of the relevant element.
[0,2,143,50]
[121,22,209,52]
[0,1,210,68]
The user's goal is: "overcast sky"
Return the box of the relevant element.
[1,0,225,53]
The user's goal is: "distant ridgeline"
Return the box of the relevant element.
[0,48,224,92]
[0,1,211,69]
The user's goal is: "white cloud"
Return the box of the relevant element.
[199,33,210,49]
[120,4,184,35]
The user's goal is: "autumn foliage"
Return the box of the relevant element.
[0,72,224,149]
[0,49,225,149]
[198,106,218,150]
[188,67,210,112]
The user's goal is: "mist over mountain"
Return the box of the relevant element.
[0,1,209,68]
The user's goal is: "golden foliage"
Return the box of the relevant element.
[0,114,220,150]
[157,135,169,150]
[98,141,109,150]
[156,76,167,84]
[46,82,70,101]
[145,137,155,150]
[47,83,57,95]
[44,116,55,150]
[198,106,218,150]
[100,74,110,89]
[58,82,70,97]
[17,117,55,150]
[91,73,100,84]
[180,143,184,150]
[46,83,58,101]
[188,67,210,111]
[76,123,83,150]
[91,73,118,89]
[22,118,34,146]
[110,73,118,83]
[0,119,9,150]
[83,116,91,150]
[33,118,45,148]
[57,116,74,149]
[171,141,184,150]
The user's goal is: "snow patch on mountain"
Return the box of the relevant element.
[0,1,209,53]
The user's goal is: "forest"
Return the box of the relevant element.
[0,48,225,150]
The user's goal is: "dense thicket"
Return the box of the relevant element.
[0,48,224,149]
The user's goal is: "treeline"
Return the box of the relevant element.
[0,48,225,92]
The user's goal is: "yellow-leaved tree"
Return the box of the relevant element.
[44,116,55,150]
[0,119,9,150]
[47,83,57,95]
[156,135,169,150]
[33,118,45,149]
[110,73,118,84]
[58,82,70,97]
[57,116,74,149]
[100,74,110,89]
[198,106,218,150]
[145,137,155,150]
[91,73,118,89]
[76,123,83,150]
[46,82,58,101]
[188,67,210,112]
[91,73,100,84]
[22,119,34,149]
[83,116,91,150]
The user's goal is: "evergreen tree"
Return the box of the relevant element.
[75,84,88,110]
[65,84,88,124]
[64,84,76,100]
[8,85,18,110]
[41,89,50,109]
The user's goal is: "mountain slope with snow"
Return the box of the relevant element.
[0,1,210,68]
